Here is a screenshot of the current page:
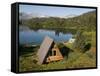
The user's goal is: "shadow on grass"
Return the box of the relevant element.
[59,45,74,58]
[19,45,39,56]
[83,43,91,53]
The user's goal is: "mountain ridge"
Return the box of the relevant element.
[20,10,96,31]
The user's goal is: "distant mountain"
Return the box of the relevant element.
[19,12,50,20]
[63,14,77,19]
[19,12,77,20]
[20,10,96,31]
[19,13,33,20]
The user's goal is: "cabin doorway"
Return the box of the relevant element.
[49,50,56,56]
[53,50,56,56]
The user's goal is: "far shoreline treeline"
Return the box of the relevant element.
[19,11,96,32]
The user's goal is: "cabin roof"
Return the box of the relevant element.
[37,36,54,64]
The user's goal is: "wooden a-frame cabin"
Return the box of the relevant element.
[37,36,63,64]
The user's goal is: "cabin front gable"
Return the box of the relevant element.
[37,36,63,64]
[46,44,63,63]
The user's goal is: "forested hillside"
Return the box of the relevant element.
[20,10,96,31]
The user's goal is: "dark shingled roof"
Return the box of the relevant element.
[37,36,54,64]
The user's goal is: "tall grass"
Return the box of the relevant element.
[19,44,96,72]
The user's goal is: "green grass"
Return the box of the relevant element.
[83,31,96,47]
[19,44,96,72]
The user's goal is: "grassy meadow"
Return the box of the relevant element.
[19,42,96,72]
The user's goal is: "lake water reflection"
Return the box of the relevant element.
[19,26,73,45]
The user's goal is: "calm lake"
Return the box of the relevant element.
[19,26,73,45]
